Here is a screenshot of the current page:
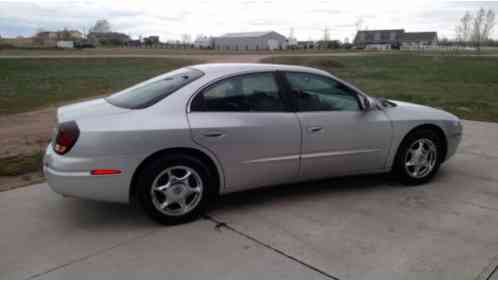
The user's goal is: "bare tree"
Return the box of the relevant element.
[456,8,496,49]
[455,11,473,43]
[472,8,486,47]
[181,34,191,43]
[483,9,496,41]
[355,18,364,32]
[81,25,90,39]
[471,8,496,50]
[181,34,191,48]
[90,19,111,33]
[323,27,330,41]
[289,27,295,40]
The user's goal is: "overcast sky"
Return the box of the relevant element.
[1,0,497,41]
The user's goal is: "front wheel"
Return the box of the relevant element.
[136,154,215,225]
[393,129,444,185]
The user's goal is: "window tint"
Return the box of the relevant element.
[285,72,360,112]
[107,68,203,109]
[191,72,285,112]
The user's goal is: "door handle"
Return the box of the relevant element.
[202,131,225,138]
[308,126,323,133]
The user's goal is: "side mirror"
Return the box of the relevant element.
[360,95,372,111]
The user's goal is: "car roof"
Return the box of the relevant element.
[190,63,330,78]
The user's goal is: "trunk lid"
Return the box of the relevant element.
[57,98,130,123]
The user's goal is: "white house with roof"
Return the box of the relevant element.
[213,31,288,51]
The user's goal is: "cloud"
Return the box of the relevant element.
[0,0,496,40]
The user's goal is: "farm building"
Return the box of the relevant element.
[353,29,404,49]
[213,31,288,51]
[194,36,214,49]
[354,29,438,49]
[400,32,438,47]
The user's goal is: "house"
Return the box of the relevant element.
[213,31,287,51]
[353,29,404,49]
[37,30,82,41]
[297,41,315,49]
[36,31,58,40]
[400,32,438,47]
[354,29,438,49]
[126,39,142,47]
[88,32,131,46]
[56,41,76,48]
[144,36,160,45]
[34,30,83,47]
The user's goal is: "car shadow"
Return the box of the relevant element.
[209,173,406,213]
[57,197,155,229]
[57,170,448,227]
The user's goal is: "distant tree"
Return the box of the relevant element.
[355,18,364,32]
[455,11,473,43]
[81,25,90,39]
[90,19,111,33]
[289,28,295,40]
[472,8,496,50]
[456,8,495,49]
[483,9,496,41]
[322,27,330,42]
[181,34,192,48]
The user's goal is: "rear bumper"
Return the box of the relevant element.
[43,145,142,203]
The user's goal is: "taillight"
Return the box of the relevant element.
[53,121,80,155]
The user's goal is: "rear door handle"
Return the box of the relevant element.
[308,126,323,133]
[202,131,225,138]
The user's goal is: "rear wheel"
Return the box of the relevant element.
[393,129,444,185]
[136,154,215,225]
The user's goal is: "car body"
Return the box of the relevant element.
[44,63,462,223]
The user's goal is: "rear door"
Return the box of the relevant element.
[282,71,392,180]
[188,72,301,192]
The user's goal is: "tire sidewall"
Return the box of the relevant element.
[136,154,214,225]
[394,129,444,185]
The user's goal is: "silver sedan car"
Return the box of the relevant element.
[44,63,462,224]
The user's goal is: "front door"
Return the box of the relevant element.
[188,72,301,192]
[283,71,392,180]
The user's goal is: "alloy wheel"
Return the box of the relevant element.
[404,138,438,179]
[150,165,203,216]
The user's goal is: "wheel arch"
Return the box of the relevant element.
[395,123,448,164]
[129,147,223,205]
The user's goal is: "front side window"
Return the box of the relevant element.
[107,68,203,109]
[285,72,360,112]
[191,72,285,112]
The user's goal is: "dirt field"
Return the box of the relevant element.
[0,54,262,155]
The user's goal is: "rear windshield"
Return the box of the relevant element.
[106,68,204,109]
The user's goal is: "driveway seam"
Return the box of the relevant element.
[476,254,498,280]
[205,215,339,280]
[26,229,159,279]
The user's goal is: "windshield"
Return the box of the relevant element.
[106,68,204,109]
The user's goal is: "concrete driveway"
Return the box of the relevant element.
[1,120,498,279]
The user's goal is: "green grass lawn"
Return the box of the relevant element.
[0,57,202,115]
[262,55,498,122]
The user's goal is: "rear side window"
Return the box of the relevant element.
[107,68,203,109]
[190,72,285,112]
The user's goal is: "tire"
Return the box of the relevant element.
[135,154,216,225]
[393,129,444,185]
